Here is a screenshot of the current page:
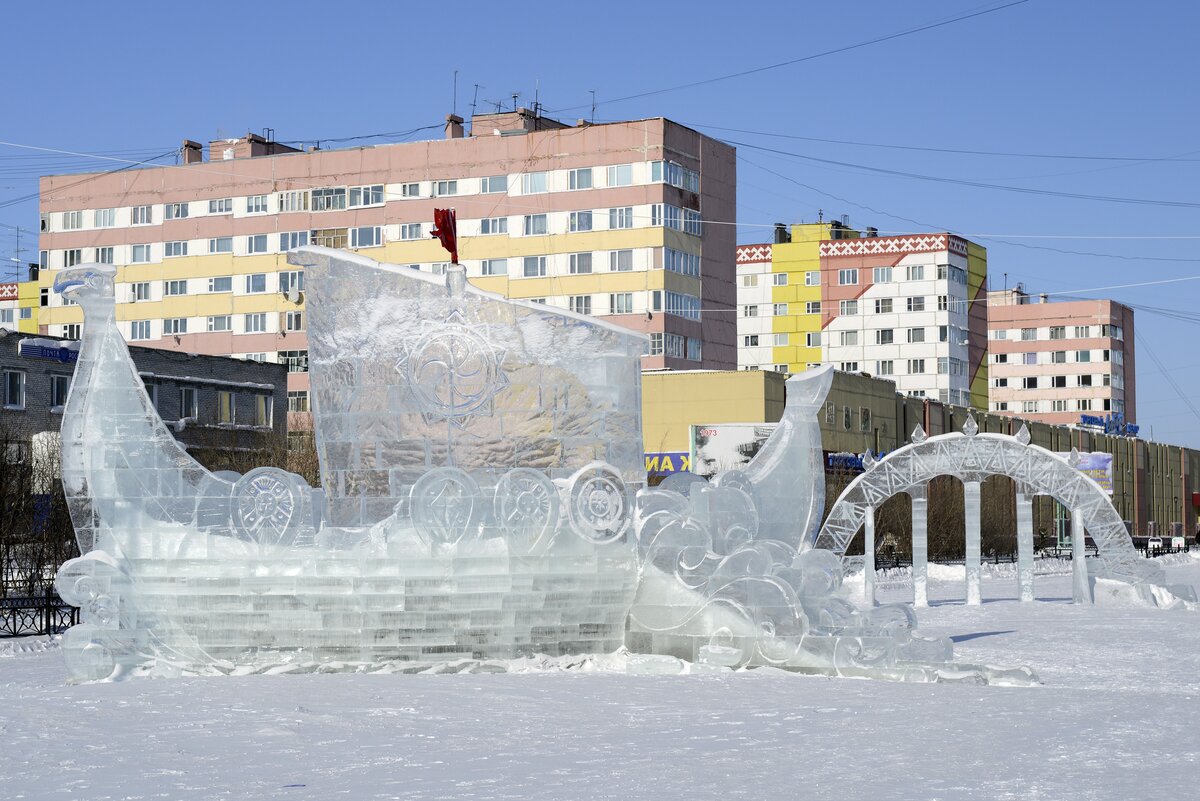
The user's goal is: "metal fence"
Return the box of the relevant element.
[0,583,77,638]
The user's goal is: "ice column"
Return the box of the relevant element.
[911,484,929,608]
[964,481,982,605]
[1015,490,1035,602]
[1071,508,1091,604]
[863,505,876,606]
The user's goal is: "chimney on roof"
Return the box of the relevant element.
[445,114,464,139]
[181,140,204,164]
[1040,293,1049,304]
[773,223,791,244]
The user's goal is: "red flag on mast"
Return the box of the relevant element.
[431,208,458,264]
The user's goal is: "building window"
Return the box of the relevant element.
[399,182,421,198]
[650,160,700,192]
[1052,399,1068,412]
[906,296,925,312]
[1050,351,1066,364]
[350,226,382,248]
[992,328,1007,340]
[610,293,633,314]
[63,324,81,340]
[94,208,115,228]
[906,264,925,281]
[805,271,820,286]
[687,338,702,361]
[840,362,859,373]
[1078,374,1094,387]
[160,202,188,221]
[208,198,233,214]
[569,253,593,274]
[907,327,925,344]
[568,211,592,232]
[648,332,664,356]
[773,273,788,286]
[806,332,821,348]
[350,184,385,206]
[523,214,548,236]
[876,360,894,376]
[279,190,309,212]
[279,271,304,295]
[164,241,187,258]
[132,244,152,263]
[61,210,83,230]
[50,374,71,408]
[839,300,858,315]
[1074,325,1090,338]
[280,350,308,373]
[280,231,309,250]
[606,164,632,187]
[774,333,789,346]
[838,269,858,286]
[480,175,507,194]
[664,249,700,277]
[480,258,507,276]
[609,250,633,272]
[523,256,546,278]
[873,298,893,314]
[873,267,892,283]
[164,318,187,335]
[1023,376,1038,389]
[284,311,304,332]
[521,172,548,194]
[91,246,114,265]
[609,207,634,229]
[1051,375,1067,388]
[312,187,347,211]
[479,216,508,235]
[568,168,592,190]
[207,315,232,332]
[63,249,82,267]
[180,386,198,419]
[254,395,273,428]
[130,320,151,340]
[131,282,151,302]
[165,279,188,296]
[744,335,760,347]
[1049,326,1066,340]
[242,234,267,254]
[3,370,25,409]
[244,273,267,294]
[840,331,858,346]
[132,205,152,225]
[743,305,758,317]
[1021,328,1037,341]
[311,227,348,249]
[665,291,700,320]
[907,359,926,374]
[806,301,821,315]
[209,237,233,254]
[244,313,268,333]
[665,333,686,359]
[773,303,788,316]
[876,329,894,345]
[429,180,457,198]
[397,223,422,241]
[1078,398,1092,411]
[569,295,592,315]
[218,391,236,424]
[208,276,232,293]
[287,390,309,413]
[993,377,1008,388]
[1076,350,1092,363]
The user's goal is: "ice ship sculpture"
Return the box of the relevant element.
[53,247,1032,685]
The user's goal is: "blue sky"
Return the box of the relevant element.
[3,0,1198,446]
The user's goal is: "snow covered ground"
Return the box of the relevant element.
[3,558,1199,801]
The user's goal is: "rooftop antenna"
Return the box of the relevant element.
[511,92,520,111]
[818,209,824,222]
[590,90,596,123]
[470,84,482,118]
[452,70,458,117]
[533,79,540,117]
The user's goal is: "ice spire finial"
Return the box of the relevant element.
[962,414,978,437]
[862,449,876,469]
[1068,447,1081,467]
[1015,423,1031,445]
[911,424,927,444]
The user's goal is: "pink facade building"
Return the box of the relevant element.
[37,111,736,420]
[987,288,1136,426]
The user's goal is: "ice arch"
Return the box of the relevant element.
[813,419,1162,607]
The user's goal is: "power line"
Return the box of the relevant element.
[548,1,1031,113]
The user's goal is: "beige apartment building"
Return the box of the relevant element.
[987,287,1136,426]
[36,110,736,422]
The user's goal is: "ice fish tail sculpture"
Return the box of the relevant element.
[628,366,1036,684]
[52,248,643,681]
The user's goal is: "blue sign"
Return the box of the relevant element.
[825,451,888,471]
[645,452,690,476]
[18,341,79,364]
[1079,412,1138,437]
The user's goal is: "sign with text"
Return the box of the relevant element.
[644,451,690,476]
[1056,451,1114,496]
[689,423,778,478]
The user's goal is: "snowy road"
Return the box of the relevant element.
[2,560,1198,800]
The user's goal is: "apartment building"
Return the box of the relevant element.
[819,232,989,408]
[0,280,38,334]
[36,111,737,420]
[987,287,1136,425]
[735,220,860,373]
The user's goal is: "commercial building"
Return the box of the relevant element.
[638,367,1195,539]
[987,287,1135,426]
[36,111,737,425]
[0,329,288,459]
